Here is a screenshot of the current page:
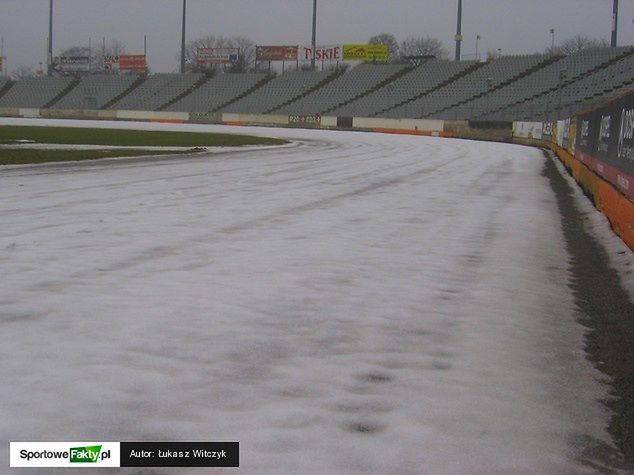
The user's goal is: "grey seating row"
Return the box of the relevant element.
[445,46,633,121]
[276,63,409,115]
[52,74,138,110]
[165,73,267,112]
[330,60,475,117]
[220,70,333,114]
[0,76,73,108]
[109,73,203,111]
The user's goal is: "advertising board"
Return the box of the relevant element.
[574,91,634,199]
[300,45,343,61]
[119,55,146,71]
[57,56,91,72]
[513,121,543,139]
[104,55,146,72]
[343,44,389,62]
[197,48,239,66]
[103,55,119,71]
[256,46,298,61]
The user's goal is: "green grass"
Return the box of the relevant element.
[0,148,200,165]
[0,125,287,147]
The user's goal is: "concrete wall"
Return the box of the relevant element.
[352,117,443,133]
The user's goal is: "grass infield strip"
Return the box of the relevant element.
[0,125,287,164]
[0,125,287,147]
[0,148,192,165]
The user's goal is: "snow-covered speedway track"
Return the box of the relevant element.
[0,119,629,474]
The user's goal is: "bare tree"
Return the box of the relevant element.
[12,65,35,80]
[400,36,448,60]
[546,34,609,55]
[226,36,255,73]
[368,33,400,63]
[183,35,255,73]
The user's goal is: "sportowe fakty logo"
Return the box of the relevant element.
[10,442,120,467]
[19,445,111,463]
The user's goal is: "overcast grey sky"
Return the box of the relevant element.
[0,0,633,73]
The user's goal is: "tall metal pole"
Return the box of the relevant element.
[611,0,619,47]
[311,0,317,70]
[180,0,187,73]
[48,0,53,76]
[455,0,463,61]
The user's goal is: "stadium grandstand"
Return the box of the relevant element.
[164,73,269,112]
[0,47,632,121]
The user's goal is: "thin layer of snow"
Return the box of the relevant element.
[0,119,615,474]
[551,153,634,300]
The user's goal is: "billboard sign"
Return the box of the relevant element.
[104,55,119,71]
[57,56,91,72]
[197,48,240,66]
[300,45,343,61]
[119,55,146,71]
[574,91,634,198]
[256,46,298,62]
[343,44,389,62]
[104,55,146,72]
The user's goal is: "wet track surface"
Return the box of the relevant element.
[0,121,632,474]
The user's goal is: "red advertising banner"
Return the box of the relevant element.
[256,45,298,62]
[119,55,146,71]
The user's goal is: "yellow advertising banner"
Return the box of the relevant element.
[343,44,389,62]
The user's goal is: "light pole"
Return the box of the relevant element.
[611,0,619,47]
[48,0,53,76]
[475,35,481,61]
[550,28,555,52]
[455,0,463,61]
[486,77,493,120]
[557,69,567,119]
[311,0,317,70]
[180,0,187,73]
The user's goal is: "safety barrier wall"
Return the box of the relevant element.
[221,113,289,126]
[548,90,634,249]
[116,110,189,123]
[445,120,513,141]
[512,122,543,140]
[352,117,444,136]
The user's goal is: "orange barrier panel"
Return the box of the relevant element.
[150,118,184,124]
[371,128,432,136]
[370,128,454,138]
[552,144,634,250]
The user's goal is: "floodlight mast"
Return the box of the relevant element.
[311,0,317,70]
[180,0,187,73]
[455,0,462,61]
[611,0,619,47]
[48,0,53,76]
